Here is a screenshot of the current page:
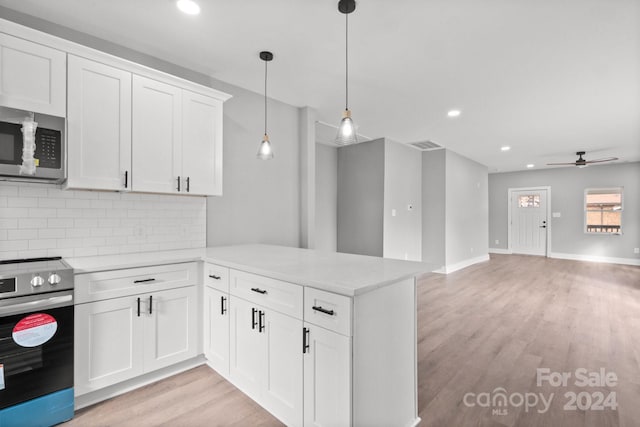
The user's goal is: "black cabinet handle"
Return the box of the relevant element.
[186,177,190,193]
[251,308,257,329]
[312,306,335,316]
[220,296,227,315]
[137,297,141,317]
[209,275,221,280]
[177,176,181,192]
[134,278,156,284]
[124,170,128,189]
[259,310,265,332]
[149,295,153,315]
[251,287,267,295]
[303,327,310,354]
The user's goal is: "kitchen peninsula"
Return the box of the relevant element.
[68,244,429,427]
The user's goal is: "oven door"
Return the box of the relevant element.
[0,290,73,410]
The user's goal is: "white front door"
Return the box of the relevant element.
[511,189,548,256]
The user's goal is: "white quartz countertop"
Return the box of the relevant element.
[67,244,433,296]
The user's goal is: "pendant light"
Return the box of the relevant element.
[257,51,274,160]
[335,0,357,145]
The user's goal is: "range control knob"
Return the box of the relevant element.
[48,273,62,285]
[31,275,45,287]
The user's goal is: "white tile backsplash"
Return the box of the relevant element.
[0,181,206,260]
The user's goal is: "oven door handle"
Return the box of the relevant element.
[0,293,73,317]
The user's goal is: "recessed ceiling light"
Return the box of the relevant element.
[177,0,200,15]
[447,109,461,118]
[501,146,511,151]
[526,164,535,168]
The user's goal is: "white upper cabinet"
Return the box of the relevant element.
[132,75,182,194]
[66,55,132,191]
[182,90,223,196]
[0,33,66,116]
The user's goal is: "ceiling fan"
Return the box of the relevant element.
[547,151,618,168]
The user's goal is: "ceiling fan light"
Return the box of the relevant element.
[257,134,274,160]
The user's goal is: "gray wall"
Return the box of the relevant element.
[445,150,489,265]
[1,7,302,248]
[206,82,301,247]
[421,150,446,269]
[383,141,422,261]
[337,139,385,257]
[315,144,338,252]
[489,162,640,260]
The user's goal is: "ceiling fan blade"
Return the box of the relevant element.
[546,162,578,165]
[584,157,619,164]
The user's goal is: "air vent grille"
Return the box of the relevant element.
[408,140,442,151]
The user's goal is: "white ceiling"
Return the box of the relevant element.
[1,0,638,172]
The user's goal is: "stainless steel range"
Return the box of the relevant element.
[0,257,75,427]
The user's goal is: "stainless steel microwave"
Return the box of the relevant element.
[0,121,64,182]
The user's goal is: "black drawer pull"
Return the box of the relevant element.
[259,310,265,332]
[251,287,267,295]
[312,306,335,316]
[251,308,258,329]
[134,278,156,284]
[186,176,190,193]
[177,176,181,192]
[124,170,128,189]
[221,296,227,315]
[303,327,310,354]
[137,297,141,317]
[149,295,153,315]
[209,275,221,280]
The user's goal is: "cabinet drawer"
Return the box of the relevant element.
[304,287,352,336]
[75,262,198,304]
[203,263,229,292]
[229,270,302,319]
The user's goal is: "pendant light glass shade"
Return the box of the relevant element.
[335,0,357,145]
[257,134,274,160]
[335,109,357,145]
[257,51,274,160]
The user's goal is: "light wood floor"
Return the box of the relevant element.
[67,255,640,427]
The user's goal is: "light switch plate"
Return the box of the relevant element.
[552,212,561,218]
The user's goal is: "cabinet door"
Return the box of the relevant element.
[0,33,66,116]
[182,90,223,196]
[204,287,230,377]
[74,297,144,395]
[132,75,181,193]
[67,55,131,191]
[263,309,303,427]
[229,296,264,401]
[143,286,198,372]
[304,324,351,427]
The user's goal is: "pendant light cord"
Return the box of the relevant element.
[264,59,268,135]
[345,13,349,111]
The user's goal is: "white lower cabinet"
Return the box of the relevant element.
[229,295,303,427]
[74,295,144,395]
[75,285,197,395]
[303,324,351,427]
[203,286,230,377]
[143,286,198,371]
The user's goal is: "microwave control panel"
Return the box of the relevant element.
[35,128,62,169]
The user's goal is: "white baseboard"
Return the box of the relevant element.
[489,248,512,254]
[549,252,640,266]
[435,254,490,274]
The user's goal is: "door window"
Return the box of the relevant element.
[518,195,540,208]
